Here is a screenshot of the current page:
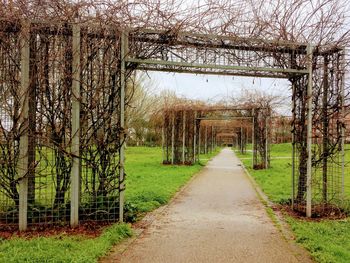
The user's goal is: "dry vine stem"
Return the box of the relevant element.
[162,103,269,167]
[0,0,349,231]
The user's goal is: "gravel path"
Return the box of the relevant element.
[105,148,312,263]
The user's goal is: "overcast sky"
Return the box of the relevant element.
[146,72,292,115]
[136,0,350,116]
[148,72,290,101]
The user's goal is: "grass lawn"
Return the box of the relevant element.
[125,147,219,214]
[236,143,350,263]
[0,224,132,263]
[0,147,220,263]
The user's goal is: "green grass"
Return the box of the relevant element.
[234,144,293,203]
[125,147,219,214]
[0,223,132,263]
[0,147,220,262]
[236,143,350,263]
[287,217,350,263]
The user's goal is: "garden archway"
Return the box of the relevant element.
[0,21,346,231]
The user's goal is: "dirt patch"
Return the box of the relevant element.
[277,203,348,221]
[0,221,112,240]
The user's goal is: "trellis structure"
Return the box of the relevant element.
[204,122,251,155]
[162,106,198,165]
[271,116,293,144]
[123,30,348,217]
[0,21,131,231]
[291,49,348,216]
[0,19,348,232]
[162,106,270,168]
[216,128,236,147]
[197,117,252,156]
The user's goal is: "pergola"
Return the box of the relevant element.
[0,19,346,231]
[162,106,270,169]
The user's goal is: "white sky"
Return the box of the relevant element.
[147,72,292,115]
[136,0,350,116]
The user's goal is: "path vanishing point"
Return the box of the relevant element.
[104,148,312,263]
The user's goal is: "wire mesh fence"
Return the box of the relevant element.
[198,122,215,155]
[271,116,292,144]
[0,21,129,230]
[0,15,349,233]
[0,26,21,226]
[292,48,349,216]
[162,107,201,165]
[251,108,270,169]
[162,106,269,169]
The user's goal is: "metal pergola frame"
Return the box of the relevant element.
[2,19,344,232]
[128,30,325,217]
[128,29,310,78]
[196,116,259,167]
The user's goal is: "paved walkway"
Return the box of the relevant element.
[106,148,311,263]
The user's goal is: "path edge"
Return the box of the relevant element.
[237,153,314,262]
[99,153,219,262]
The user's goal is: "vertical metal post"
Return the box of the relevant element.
[291,81,296,208]
[182,110,186,164]
[252,109,255,169]
[171,112,175,164]
[193,111,197,163]
[306,44,313,218]
[165,113,169,163]
[119,31,128,222]
[71,23,81,227]
[205,126,208,154]
[341,49,346,200]
[240,125,243,154]
[28,32,36,205]
[265,116,269,169]
[211,126,214,152]
[213,129,216,149]
[198,125,201,162]
[321,55,329,202]
[161,115,165,163]
[18,22,30,231]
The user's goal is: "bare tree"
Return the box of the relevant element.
[126,73,158,146]
[0,0,349,223]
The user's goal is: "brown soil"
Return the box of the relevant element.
[0,221,112,240]
[277,203,347,221]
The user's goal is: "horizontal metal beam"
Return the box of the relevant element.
[163,106,267,113]
[135,66,291,79]
[198,116,253,120]
[131,36,306,55]
[127,58,308,77]
[135,29,308,49]
[0,20,343,56]
[198,107,257,112]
